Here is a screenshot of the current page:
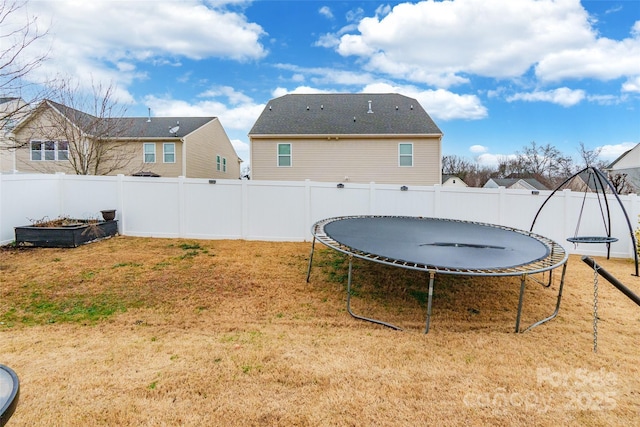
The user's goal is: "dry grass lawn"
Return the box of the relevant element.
[1,236,639,426]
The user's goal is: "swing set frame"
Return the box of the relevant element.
[530,166,638,276]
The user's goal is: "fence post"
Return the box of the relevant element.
[56,172,65,216]
[433,184,441,217]
[117,174,125,235]
[498,186,506,225]
[304,179,311,239]
[241,179,249,239]
[178,176,186,238]
[369,182,376,214]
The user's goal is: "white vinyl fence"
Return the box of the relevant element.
[0,173,638,258]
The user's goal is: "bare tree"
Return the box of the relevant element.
[24,79,138,175]
[577,142,608,170]
[609,172,634,195]
[508,141,574,187]
[0,0,49,132]
[442,154,475,181]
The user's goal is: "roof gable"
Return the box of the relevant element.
[607,143,640,169]
[249,93,442,136]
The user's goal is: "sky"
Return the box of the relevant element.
[12,0,640,169]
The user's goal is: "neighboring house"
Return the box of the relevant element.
[9,100,241,178]
[0,97,29,173]
[563,170,602,193]
[484,178,548,191]
[442,174,467,187]
[605,143,640,194]
[249,93,443,185]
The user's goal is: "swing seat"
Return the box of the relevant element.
[567,236,618,244]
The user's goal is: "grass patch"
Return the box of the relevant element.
[1,294,127,326]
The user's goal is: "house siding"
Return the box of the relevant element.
[251,136,441,185]
[123,140,184,177]
[185,118,241,179]
[10,103,241,178]
[12,107,77,174]
[610,144,640,170]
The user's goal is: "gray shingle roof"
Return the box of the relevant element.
[46,100,215,138]
[490,178,548,190]
[249,93,442,136]
[119,117,215,139]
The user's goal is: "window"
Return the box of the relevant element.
[30,140,69,161]
[58,141,69,161]
[30,141,42,161]
[44,141,55,160]
[216,155,221,171]
[278,143,291,167]
[399,143,413,167]
[222,157,227,172]
[163,143,175,163]
[144,143,156,163]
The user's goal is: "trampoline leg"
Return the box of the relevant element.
[306,236,316,283]
[520,262,568,333]
[345,256,402,331]
[515,274,527,333]
[424,271,436,334]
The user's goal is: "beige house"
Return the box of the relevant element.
[605,143,639,194]
[442,174,468,187]
[8,100,241,178]
[249,93,443,185]
[1,97,29,173]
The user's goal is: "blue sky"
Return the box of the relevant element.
[16,0,640,169]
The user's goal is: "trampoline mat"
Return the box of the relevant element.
[323,217,550,271]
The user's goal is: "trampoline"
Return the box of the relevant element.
[306,216,569,333]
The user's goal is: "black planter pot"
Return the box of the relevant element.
[100,210,116,221]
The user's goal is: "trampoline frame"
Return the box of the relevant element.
[306,215,569,333]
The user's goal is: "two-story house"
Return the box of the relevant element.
[9,100,241,178]
[249,93,443,185]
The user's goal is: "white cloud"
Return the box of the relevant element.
[17,1,267,94]
[475,153,517,168]
[319,6,333,20]
[622,76,640,93]
[535,35,640,83]
[362,83,487,121]
[271,86,332,98]
[598,142,637,161]
[506,87,586,107]
[274,63,376,87]
[198,86,253,105]
[231,138,250,155]
[143,94,263,133]
[327,0,640,94]
[469,145,488,154]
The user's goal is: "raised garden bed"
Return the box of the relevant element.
[14,219,118,248]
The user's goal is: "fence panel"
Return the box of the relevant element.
[0,173,637,259]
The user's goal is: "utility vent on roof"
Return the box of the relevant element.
[367,100,373,114]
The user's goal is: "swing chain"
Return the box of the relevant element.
[593,265,600,353]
